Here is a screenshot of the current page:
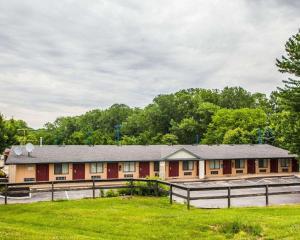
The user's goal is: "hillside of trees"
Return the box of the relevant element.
[0,31,299,156]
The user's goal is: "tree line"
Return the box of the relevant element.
[0,30,299,156]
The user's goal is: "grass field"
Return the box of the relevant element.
[0,197,300,240]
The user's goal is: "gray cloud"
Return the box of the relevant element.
[0,0,299,128]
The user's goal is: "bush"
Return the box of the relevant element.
[218,220,262,237]
[118,188,131,196]
[117,177,169,197]
[0,170,6,178]
[105,189,119,198]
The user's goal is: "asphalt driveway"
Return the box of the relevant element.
[173,176,300,208]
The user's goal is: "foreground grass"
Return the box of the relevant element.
[0,197,300,240]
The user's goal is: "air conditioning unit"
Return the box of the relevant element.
[56,176,66,181]
[184,172,192,176]
[236,170,243,174]
[154,173,159,177]
[24,178,35,182]
[91,175,101,180]
[124,174,133,178]
[210,171,218,175]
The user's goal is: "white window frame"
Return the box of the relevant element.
[259,159,267,168]
[183,161,194,171]
[54,163,69,175]
[90,162,103,173]
[209,160,220,169]
[123,162,135,173]
[235,160,245,169]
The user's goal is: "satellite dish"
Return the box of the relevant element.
[26,143,35,153]
[14,146,22,156]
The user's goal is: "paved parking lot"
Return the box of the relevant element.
[1,176,300,208]
[0,189,102,204]
[173,176,300,208]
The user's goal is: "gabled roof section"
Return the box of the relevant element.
[161,148,201,160]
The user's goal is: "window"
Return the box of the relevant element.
[154,162,160,172]
[209,160,220,169]
[90,162,103,173]
[183,161,194,171]
[280,159,289,168]
[259,159,267,168]
[235,160,245,169]
[54,163,69,175]
[123,162,135,172]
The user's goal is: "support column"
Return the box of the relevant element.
[159,161,166,180]
[199,160,205,179]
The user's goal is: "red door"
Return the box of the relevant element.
[139,162,150,178]
[36,164,49,181]
[270,159,278,173]
[223,160,232,174]
[169,161,179,177]
[292,159,299,172]
[247,159,256,174]
[73,163,85,180]
[107,162,119,179]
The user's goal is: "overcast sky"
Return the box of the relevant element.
[0,0,299,128]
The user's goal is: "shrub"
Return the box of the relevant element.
[118,188,131,196]
[105,189,119,198]
[117,177,169,197]
[218,220,263,237]
[0,170,6,178]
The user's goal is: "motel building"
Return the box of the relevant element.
[4,144,299,183]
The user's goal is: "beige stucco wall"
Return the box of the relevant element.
[14,164,36,183]
[9,158,295,183]
[49,163,73,181]
[85,162,107,179]
[8,165,16,183]
[205,160,224,177]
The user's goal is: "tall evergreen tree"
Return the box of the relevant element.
[276,29,300,112]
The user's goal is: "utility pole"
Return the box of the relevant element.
[114,124,121,145]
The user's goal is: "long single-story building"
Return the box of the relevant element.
[4,144,299,183]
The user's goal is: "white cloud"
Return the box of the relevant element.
[0,0,299,128]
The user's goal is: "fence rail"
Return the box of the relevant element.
[1,179,300,209]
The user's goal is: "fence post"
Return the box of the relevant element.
[51,181,54,201]
[155,181,158,197]
[169,184,173,204]
[130,179,134,196]
[99,187,103,197]
[187,188,190,210]
[4,184,8,205]
[265,185,269,206]
[92,180,95,199]
[227,187,231,208]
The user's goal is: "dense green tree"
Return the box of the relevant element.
[170,118,201,144]
[223,128,252,144]
[202,108,267,144]
[0,114,8,152]
[161,134,178,145]
[218,87,255,109]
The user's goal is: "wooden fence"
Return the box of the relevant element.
[1,179,300,209]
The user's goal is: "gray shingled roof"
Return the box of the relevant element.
[5,144,297,164]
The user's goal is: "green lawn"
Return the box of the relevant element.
[0,197,300,240]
